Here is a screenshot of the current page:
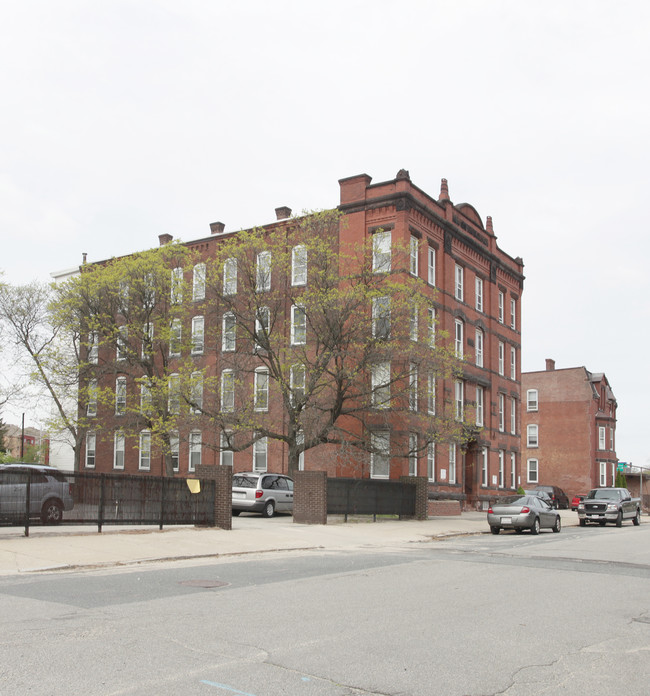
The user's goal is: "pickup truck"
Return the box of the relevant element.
[577,487,641,527]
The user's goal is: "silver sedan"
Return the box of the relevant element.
[487,495,561,535]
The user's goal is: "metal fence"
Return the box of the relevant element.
[0,469,215,534]
[327,477,416,520]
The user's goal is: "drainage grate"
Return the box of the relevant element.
[179,580,229,589]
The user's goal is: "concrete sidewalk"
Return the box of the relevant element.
[0,510,579,576]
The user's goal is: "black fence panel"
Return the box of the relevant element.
[327,478,416,518]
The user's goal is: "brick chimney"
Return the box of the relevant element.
[275,206,292,220]
[546,358,556,371]
[210,221,225,235]
[439,178,450,201]
[159,233,173,246]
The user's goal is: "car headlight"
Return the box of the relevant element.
[578,503,584,510]
[607,503,618,511]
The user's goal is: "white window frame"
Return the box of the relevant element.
[475,328,483,367]
[498,341,505,376]
[510,298,516,329]
[527,389,538,412]
[498,450,505,488]
[290,305,306,345]
[141,322,154,359]
[408,433,418,476]
[372,296,390,340]
[86,379,98,417]
[427,373,436,415]
[481,447,488,486]
[427,442,435,482]
[139,431,151,471]
[372,230,391,273]
[221,370,235,412]
[427,246,436,286]
[510,452,516,489]
[598,426,606,450]
[190,371,203,413]
[409,235,418,276]
[115,377,126,415]
[454,264,464,301]
[88,331,99,364]
[409,364,418,411]
[85,431,96,469]
[255,306,271,352]
[449,443,457,484]
[290,363,306,406]
[428,307,436,347]
[510,397,516,435]
[370,430,390,479]
[510,346,516,380]
[140,381,152,414]
[254,368,269,411]
[527,424,539,448]
[222,312,236,352]
[475,277,483,312]
[455,319,464,359]
[192,263,206,301]
[498,291,504,323]
[253,434,268,472]
[297,430,305,471]
[117,326,128,361]
[170,432,180,472]
[527,458,539,484]
[599,461,607,486]
[475,386,484,427]
[168,373,180,415]
[113,431,125,470]
[223,258,237,296]
[169,319,181,357]
[291,245,307,286]
[191,316,204,355]
[189,431,201,472]
[220,431,233,467]
[256,251,272,292]
[455,380,464,421]
[409,303,418,341]
[371,362,391,409]
[171,267,183,304]
[498,393,505,432]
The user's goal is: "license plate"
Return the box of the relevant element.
[501,516,512,524]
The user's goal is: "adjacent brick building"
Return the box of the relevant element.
[521,359,618,497]
[82,170,524,509]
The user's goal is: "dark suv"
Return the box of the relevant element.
[534,485,569,510]
[0,464,74,524]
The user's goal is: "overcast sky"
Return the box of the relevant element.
[1,1,648,469]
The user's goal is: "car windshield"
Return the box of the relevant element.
[588,489,621,500]
[232,475,258,488]
[497,495,528,506]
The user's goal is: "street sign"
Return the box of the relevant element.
[617,462,627,472]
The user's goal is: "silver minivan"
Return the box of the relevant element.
[0,464,74,524]
[231,472,293,518]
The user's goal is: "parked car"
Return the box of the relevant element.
[524,489,553,506]
[487,494,561,535]
[231,472,294,518]
[577,487,641,527]
[534,485,569,509]
[0,463,74,524]
[571,494,586,511]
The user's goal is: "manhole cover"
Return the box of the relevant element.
[179,580,229,589]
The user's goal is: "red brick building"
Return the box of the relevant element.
[83,170,524,509]
[521,359,618,497]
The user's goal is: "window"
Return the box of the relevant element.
[86,379,98,417]
[142,322,154,359]
[475,277,483,312]
[253,434,267,472]
[221,370,235,412]
[372,230,391,273]
[409,235,418,276]
[113,432,125,470]
[170,319,182,356]
[190,372,203,413]
[85,431,96,469]
[223,258,237,295]
[168,374,180,414]
[256,251,271,292]
[170,432,179,472]
[498,450,505,488]
[191,316,204,354]
[498,341,505,375]
[481,448,488,486]
[254,368,269,411]
[455,380,464,421]
[475,386,484,427]
[409,303,418,341]
[220,431,233,467]
[527,458,538,484]
[454,265,464,301]
[115,377,126,415]
[475,328,483,367]
[255,306,270,352]
[449,443,457,484]
[454,319,464,359]
[291,305,306,345]
[427,247,436,286]
[510,398,516,435]
[143,273,155,310]
[409,364,418,411]
[371,362,391,409]
[510,298,516,329]
[510,347,516,380]
[139,431,151,471]
[598,426,606,450]
[527,424,538,448]
[222,312,236,351]
[372,296,390,340]
[291,245,307,286]
[427,373,436,415]
[511,452,516,489]
[140,381,152,414]
[189,431,201,472]
[409,433,418,476]
[498,291,504,323]
[171,267,183,304]
[297,430,305,471]
[370,430,390,479]
[599,461,607,486]
[527,389,538,411]
[428,307,436,347]
[88,332,98,364]
[290,364,306,406]
[498,393,505,432]
[610,427,615,451]
[192,263,206,301]
[427,442,435,481]
[118,280,129,314]
[117,326,128,361]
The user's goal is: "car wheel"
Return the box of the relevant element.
[552,516,561,533]
[579,518,586,527]
[232,509,241,517]
[530,518,540,535]
[633,510,641,526]
[598,520,606,526]
[41,500,63,525]
[490,526,500,535]
[514,528,523,534]
[616,511,623,527]
[262,501,275,518]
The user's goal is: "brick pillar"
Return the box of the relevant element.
[196,464,232,530]
[293,471,327,524]
[400,476,428,520]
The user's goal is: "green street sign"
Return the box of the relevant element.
[617,462,626,472]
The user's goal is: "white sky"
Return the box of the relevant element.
[1,1,648,468]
